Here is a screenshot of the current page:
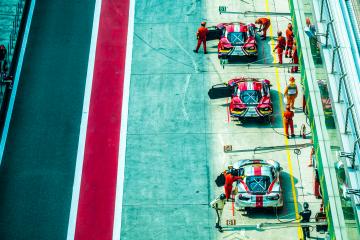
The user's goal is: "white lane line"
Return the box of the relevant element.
[181,74,190,121]
[0,0,36,164]
[165,25,199,73]
[185,0,197,16]
[112,0,135,239]
[66,0,102,239]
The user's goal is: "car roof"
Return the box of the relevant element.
[238,81,262,91]
[243,164,273,177]
[226,23,248,33]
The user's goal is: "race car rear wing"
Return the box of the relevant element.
[234,159,281,170]
[228,77,271,87]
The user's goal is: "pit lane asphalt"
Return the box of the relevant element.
[121,0,323,240]
[0,1,95,239]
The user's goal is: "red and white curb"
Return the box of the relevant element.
[67,0,135,239]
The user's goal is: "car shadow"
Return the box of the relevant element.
[223,36,275,65]
[256,36,275,64]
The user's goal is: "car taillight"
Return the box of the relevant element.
[259,107,271,113]
[266,194,280,200]
[238,194,251,201]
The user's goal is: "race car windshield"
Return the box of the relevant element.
[227,32,247,45]
[246,176,270,193]
[239,90,261,104]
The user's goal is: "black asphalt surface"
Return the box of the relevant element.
[0,1,95,239]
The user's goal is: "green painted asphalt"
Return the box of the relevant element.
[0,0,95,239]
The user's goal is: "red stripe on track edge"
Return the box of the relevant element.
[75,0,130,239]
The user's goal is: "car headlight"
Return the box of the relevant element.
[266,194,280,201]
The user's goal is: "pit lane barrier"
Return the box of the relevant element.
[219,60,299,70]
[218,6,291,17]
[290,0,360,238]
[223,143,312,154]
[0,0,29,137]
[221,220,331,230]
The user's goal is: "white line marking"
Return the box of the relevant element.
[0,0,36,164]
[66,0,102,239]
[181,74,190,121]
[185,0,197,16]
[112,0,135,239]
[165,25,199,73]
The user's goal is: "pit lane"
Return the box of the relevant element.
[120,0,323,239]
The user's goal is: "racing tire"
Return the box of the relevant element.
[243,207,250,215]
[275,206,283,213]
[265,115,273,123]
[248,55,258,62]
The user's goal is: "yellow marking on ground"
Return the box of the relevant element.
[265,0,301,238]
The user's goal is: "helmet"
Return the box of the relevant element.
[201,21,206,26]
[219,193,226,200]
[303,202,309,209]
[289,76,295,82]
[226,162,233,169]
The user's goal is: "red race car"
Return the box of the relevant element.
[208,22,257,59]
[233,159,283,210]
[227,77,273,119]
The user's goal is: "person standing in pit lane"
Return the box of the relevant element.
[255,17,271,40]
[285,23,294,58]
[291,41,299,73]
[0,45,7,74]
[210,193,227,232]
[284,76,298,109]
[224,169,243,200]
[193,21,209,54]
[300,202,312,240]
[283,104,295,139]
[273,31,286,64]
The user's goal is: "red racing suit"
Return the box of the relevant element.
[274,36,286,64]
[224,172,242,199]
[291,47,299,73]
[195,26,209,53]
[257,18,271,37]
[285,28,294,57]
[283,109,295,137]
